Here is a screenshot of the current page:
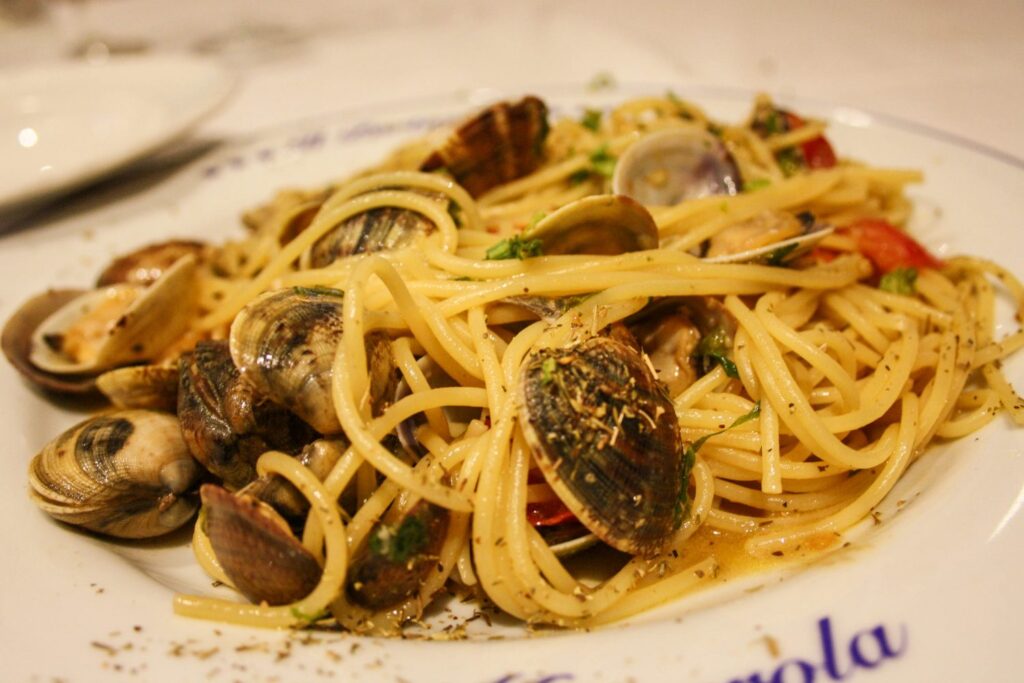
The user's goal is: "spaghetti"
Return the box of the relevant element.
[17,93,1024,635]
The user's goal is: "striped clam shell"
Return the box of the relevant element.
[518,335,684,556]
[28,410,200,539]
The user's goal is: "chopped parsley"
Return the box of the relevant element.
[675,401,762,528]
[369,515,428,564]
[540,357,558,385]
[589,144,617,178]
[485,235,544,260]
[447,199,463,228]
[568,144,617,185]
[289,606,328,623]
[580,108,603,132]
[879,267,918,296]
[765,242,799,267]
[694,326,739,378]
[776,147,804,176]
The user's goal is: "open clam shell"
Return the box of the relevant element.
[611,128,741,205]
[2,289,97,394]
[702,219,834,265]
[28,254,198,376]
[523,194,659,256]
[518,335,684,556]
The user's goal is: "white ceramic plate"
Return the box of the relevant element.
[1,86,1021,682]
[0,54,235,211]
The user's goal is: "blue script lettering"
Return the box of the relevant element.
[728,617,907,683]
[490,673,574,683]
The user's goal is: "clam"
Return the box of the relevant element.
[229,287,346,435]
[178,340,317,490]
[229,287,397,435]
[28,410,201,539]
[517,335,685,556]
[393,356,479,457]
[419,96,550,197]
[701,211,834,265]
[628,296,737,397]
[346,501,449,610]
[2,289,96,394]
[96,239,206,287]
[611,128,742,206]
[201,483,322,606]
[522,194,658,256]
[26,254,199,377]
[302,198,441,269]
[96,363,179,411]
[241,437,349,527]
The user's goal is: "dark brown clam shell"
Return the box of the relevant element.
[346,502,449,610]
[518,336,684,556]
[420,96,549,197]
[201,484,322,606]
[1,288,98,394]
[178,340,316,490]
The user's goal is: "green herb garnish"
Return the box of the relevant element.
[290,606,328,623]
[589,144,617,178]
[776,147,804,176]
[580,108,602,132]
[765,242,800,267]
[540,357,558,385]
[744,178,772,192]
[879,267,918,296]
[369,515,428,564]
[447,199,463,228]
[485,235,544,260]
[569,169,591,185]
[674,401,762,527]
[694,326,739,378]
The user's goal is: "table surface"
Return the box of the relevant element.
[2,0,1022,165]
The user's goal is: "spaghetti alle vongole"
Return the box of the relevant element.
[6,93,1023,635]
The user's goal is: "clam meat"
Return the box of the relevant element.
[27,254,199,376]
[522,194,659,256]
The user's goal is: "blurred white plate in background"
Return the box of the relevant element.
[0,54,234,211]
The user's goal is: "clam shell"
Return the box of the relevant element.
[178,339,316,489]
[96,363,179,411]
[419,96,549,197]
[1,288,97,394]
[229,287,346,434]
[524,194,658,256]
[304,204,437,269]
[96,239,205,287]
[346,502,449,610]
[518,336,684,556]
[612,128,741,205]
[28,254,198,375]
[201,484,322,606]
[28,410,200,539]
